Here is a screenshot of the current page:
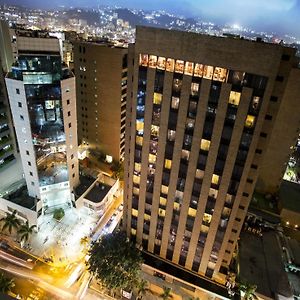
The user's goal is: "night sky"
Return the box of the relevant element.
[1,0,300,37]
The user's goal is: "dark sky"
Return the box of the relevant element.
[2,0,300,37]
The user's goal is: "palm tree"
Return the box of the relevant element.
[0,272,15,293]
[238,282,258,300]
[160,286,173,300]
[17,221,36,244]
[0,210,21,234]
[136,279,149,300]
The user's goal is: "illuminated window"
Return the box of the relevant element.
[252,96,260,110]
[174,202,180,211]
[200,139,211,151]
[153,93,162,105]
[164,159,172,169]
[136,136,143,146]
[161,185,168,194]
[157,57,166,70]
[166,58,175,72]
[158,208,166,217]
[184,62,194,76]
[245,115,255,128]
[131,228,137,235]
[175,60,184,73]
[168,129,176,141]
[209,188,218,198]
[213,67,228,82]
[191,82,199,96]
[201,224,209,234]
[195,168,204,179]
[173,78,182,92]
[144,214,151,221]
[181,150,190,161]
[171,97,180,109]
[151,125,159,136]
[188,207,197,217]
[136,120,144,133]
[194,63,204,77]
[149,55,157,68]
[211,174,219,185]
[229,91,241,106]
[133,175,140,185]
[132,209,138,217]
[134,163,141,173]
[160,197,167,206]
[149,154,156,164]
[133,187,139,195]
[186,118,195,129]
[203,65,214,79]
[203,213,212,224]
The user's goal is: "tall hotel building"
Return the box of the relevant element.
[5,33,79,219]
[123,27,300,283]
[74,42,128,162]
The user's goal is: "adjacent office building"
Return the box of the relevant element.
[5,32,79,219]
[74,41,128,162]
[123,26,300,283]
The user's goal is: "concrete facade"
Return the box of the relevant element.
[123,26,300,284]
[73,42,128,162]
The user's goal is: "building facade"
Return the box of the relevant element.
[74,41,128,162]
[123,26,300,283]
[5,34,79,216]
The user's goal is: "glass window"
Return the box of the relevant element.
[188,207,197,217]
[165,159,172,169]
[229,91,241,106]
[151,125,160,136]
[134,163,141,173]
[161,185,169,194]
[157,57,166,70]
[131,228,137,235]
[133,187,139,195]
[173,79,182,93]
[252,96,260,110]
[149,55,157,68]
[203,65,214,79]
[153,93,163,104]
[171,97,180,109]
[184,62,194,76]
[136,120,144,134]
[181,149,190,161]
[203,213,212,224]
[136,136,143,146]
[211,174,219,185]
[245,115,255,128]
[175,60,184,73]
[144,214,151,221]
[200,139,211,151]
[149,153,156,163]
[132,209,138,217]
[166,58,175,72]
[191,83,199,96]
[159,208,166,217]
[160,197,167,206]
[195,169,204,179]
[186,118,195,129]
[133,175,140,185]
[194,63,204,77]
[213,67,228,82]
[168,129,176,141]
[174,202,180,211]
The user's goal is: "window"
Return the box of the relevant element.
[165,159,172,169]
[161,185,169,195]
[148,154,156,164]
[157,57,166,70]
[276,75,284,82]
[194,63,203,77]
[166,58,175,72]
[136,136,143,146]
[235,218,241,222]
[139,54,148,67]
[18,102,22,107]
[250,164,257,169]
[16,88,20,94]
[26,150,29,155]
[168,130,176,141]
[72,164,74,169]
[153,93,162,105]
[228,240,234,244]
[211,174,219,185]
[229,91,241,106]
[71,154,74,159]
[260,132,267,138]
[20,115,24,120]
[255,149,262,154]
[203,65,214,79]
[281,54,290,61]
[225,250,231,254]
[28,161,31,166]
[191,83,199,96]
[72,173,75,178]
[184,62,194,76]
[213,67,227,82]
[245,115,255,128]
[243,192,249,197]
[171,97,180,109]
[270,96,278,102]
[67,99,70,105]
[29,171,33,176]
[232,229,238,233]
[247,178,253,183]
[175,60,184,73]
[151,125,159,137]
[265,114,272,120]
[68,111,71,117]
[31,182,35,186]
[239,205,245,210]
[200,139,211,151]
[68,123,71,128]
[149,55,157,68]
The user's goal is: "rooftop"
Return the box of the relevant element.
[74,174,95,198]
[85,182,111,203]
[279,180,300,213]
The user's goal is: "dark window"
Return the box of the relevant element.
[255,149,262,154]
[247,178,253,183]
[270,96,278,102]
[29,171,33,176]
[228,240,234,244]
[68,123,71,128]
[67,99,70,105]
[26,150,30,155]
[72,173,75,178]
[20,115,24,120]
[28,161,31,166]
[281,54,290,61]
[232,229,238,233]
[260,132,267,138]
[225,250,230,254]
[235,218,241,222]
[276,75,284,82]
[239,205,245,210]
[31,182,35,186]
[18,102,22,107]
[83,47,86,54]
[68,111,71,117]
[243,192,249,197]
[265,114,272,120]
[16,88,20,94]
[71,154,74,159]
[72,164,74,169]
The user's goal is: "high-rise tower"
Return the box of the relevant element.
[123,26,300,283]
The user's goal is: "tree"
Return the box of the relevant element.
[0,210,21,234]
[17,221,36,244]
[136,279,149,300]
[160,286,173,300]
[80,236,90,250]
[87,230,143,294]
[53,208,65,221]
[238,282,258,300]
[0,272,15,293]
[110,161,124,180]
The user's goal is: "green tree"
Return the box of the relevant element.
[53,208,65,221]
[136,279,149,300]
[238,282,258,300]
[87,230,143,294]
[110,161,124,180]
[0,272,15,293]
[160,286,173,300]
[17,221,36,243]
[0,210,21,234]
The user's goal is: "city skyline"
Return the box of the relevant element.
[1,0,300,38]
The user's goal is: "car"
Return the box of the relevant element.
[0,240,9,250]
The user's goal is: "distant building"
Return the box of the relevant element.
[123,26,300,286]
[73,41,128,162]
[4,32,79,224]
